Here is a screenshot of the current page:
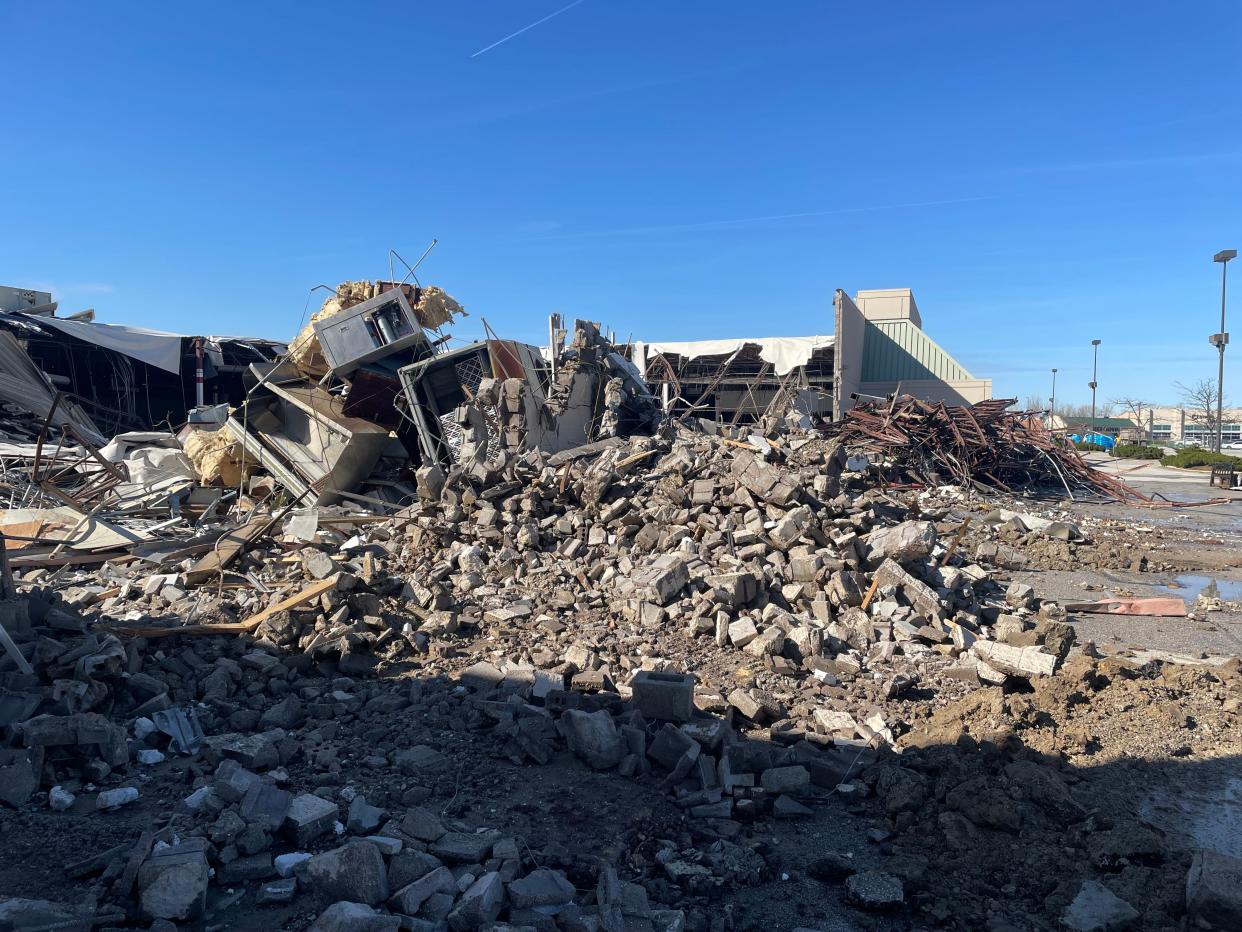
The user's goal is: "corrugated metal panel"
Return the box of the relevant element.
[860,320,973,382]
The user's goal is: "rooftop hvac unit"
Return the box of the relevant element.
[313,288,429,377]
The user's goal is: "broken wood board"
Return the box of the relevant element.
[0,521,47,550]
[0,507,148,552]
[183,515,272,585]
[100,575,338,638]
[1064,597,1187,617]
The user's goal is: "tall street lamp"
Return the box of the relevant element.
[1211,249,1236,453]
[1050,368,1058,428]
[1089,340,1101,440]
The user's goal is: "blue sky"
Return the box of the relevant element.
[2,2,1239,408]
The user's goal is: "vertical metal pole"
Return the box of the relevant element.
[1217,261,1228,453]
[1090,343,1099,440]
[194,338,205,408]
[1050,368,1057,427]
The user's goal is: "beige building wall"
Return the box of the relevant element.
[1132,405,1242,444]
[859,378,992,408]
[854,288,922,327]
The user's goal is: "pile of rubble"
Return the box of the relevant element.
[4,412,1241,931]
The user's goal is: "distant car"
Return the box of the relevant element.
[1224,441,1242,450]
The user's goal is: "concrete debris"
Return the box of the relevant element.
[0,292,1237,931]
[1061,879,1140,932]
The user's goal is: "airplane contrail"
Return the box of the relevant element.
[472,0,590,58]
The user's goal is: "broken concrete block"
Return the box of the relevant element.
[559,709,625,769]
[401,807,447,842]
[275,851,313,877]
[0,898,92,932]
[302,550,337,579]
[867,521,936,562]
[447,871,504,931]
[508,868,575,909]
[430,830,500,863]
[138,839,210,921]
[347,795,385,834]
[760,765,810,794]
[96,786,139,810]
[630,670,695,722]
[389,866,456,914]
[728,618,758,648]
[1061,879,1139,931]
[1185,849,1242,929]
[257,877,297,905]
[307,901,402,932]
[301,841,389,906]
[284,793,339,845]
[973,640,1057,677]
[632,554,688,605]
[647,723,696,770]
[239,780,291,831]
[844,870,904,911]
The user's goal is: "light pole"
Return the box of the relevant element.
[1211,249,1236,453]
[1050,368,1058,428]
[1089,340,1101,441]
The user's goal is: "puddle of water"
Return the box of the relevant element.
[1159,574,1242,601]
[1140,778,1242,859]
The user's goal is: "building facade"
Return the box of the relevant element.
[1127,406,1242,445]
[630,288,991,424]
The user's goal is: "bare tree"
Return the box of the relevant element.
[1176,378,1226,448]
[1022,394,1047,412]
[1110,396,1150,442]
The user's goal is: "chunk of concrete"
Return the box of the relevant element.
[285,793,339,845]
[507,867,576,909]
[844,870,904,911]
[389,866,456,914]
[559,709,625,770]
[307,902,401,932]
[1185,849,1242,929]
[867,521,936,562]
[301,840,389,906]
[138,840,210,921]
[630,670,695,722]
[1061,879,1139,931]
[447,871,504,931]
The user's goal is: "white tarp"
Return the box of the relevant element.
[35,316,186,373]
[632,335,834,377]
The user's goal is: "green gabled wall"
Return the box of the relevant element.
[861,319,975,383]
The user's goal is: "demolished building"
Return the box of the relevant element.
[0,293,286,437]
[0,273,1239,932]
[631,288,992,424]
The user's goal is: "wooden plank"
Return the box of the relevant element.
[0,521,47,550]
[183,515,271,585]
[112,830,154,898]
[100,575,339,638]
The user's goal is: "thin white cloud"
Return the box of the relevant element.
[549,195,1000,240]
[472,0,590,58]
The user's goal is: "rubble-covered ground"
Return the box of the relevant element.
[3,428,1242,932]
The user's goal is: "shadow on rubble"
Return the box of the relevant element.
[3,598,1242,932]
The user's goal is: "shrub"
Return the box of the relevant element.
[1075,442,1110,453]
[1161,447,1242,469]
[1113,444,1163,460]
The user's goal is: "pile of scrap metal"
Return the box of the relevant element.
[215,284,662,508]
[831,395,1150,502]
